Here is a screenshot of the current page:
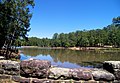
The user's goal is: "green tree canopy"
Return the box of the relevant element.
[0,0,35,49]
[22,16,120,48]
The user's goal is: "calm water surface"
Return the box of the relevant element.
[20,48,120,68]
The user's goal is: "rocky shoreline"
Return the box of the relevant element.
[0,58,120,83]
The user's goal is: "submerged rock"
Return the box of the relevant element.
[20,59,51,78]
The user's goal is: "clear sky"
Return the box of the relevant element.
[29,0,120,38]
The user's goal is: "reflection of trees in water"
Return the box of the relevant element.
[78,61,103,68]
[50,50,120,64]
[20,48,120,64]
[20,48,51,56]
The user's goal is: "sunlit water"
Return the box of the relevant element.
[19,47,120,68]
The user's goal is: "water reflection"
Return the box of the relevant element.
[20,48,120,68]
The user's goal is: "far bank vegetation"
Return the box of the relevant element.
[21,17,120,48]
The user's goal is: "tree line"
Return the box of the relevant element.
[22,16,120,47]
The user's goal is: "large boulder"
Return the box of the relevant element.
[48,67,92,80]
[103,61,120,80]
[0,60,20,75]
[20,59,51,78]
[91,69,115,81]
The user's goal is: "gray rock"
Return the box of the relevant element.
[32,78,52,83]
[70,68,92,80]
[48,67,92,80]
[0,74,11,79]
[0,69,4,74]
[0,60,20,75]
[114,69,120,80]
[2,60,20,70]
[20,59,51,78]
[12,76,20,82]
[19,77,30,83]
[103,61,120,80]
[92,69,115,81]
[48,67,70,79]
[104,61,120,69]
[0,56,5,60]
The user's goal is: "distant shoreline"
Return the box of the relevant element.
[20,46,120,50]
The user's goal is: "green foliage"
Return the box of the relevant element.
[24,16,120,48]
[0,0,34,48]
[0,0,35,59]
[16,16,120,48]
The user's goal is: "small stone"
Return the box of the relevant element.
[32,78,52,83]
[0,69,4,74]
[114,69,120,80]
[0,75,11,79]
[12,76,20,82]
[0,56,5,60]
[19,77,30,83]
[82,81,98,83]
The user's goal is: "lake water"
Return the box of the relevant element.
[20,48,120,68]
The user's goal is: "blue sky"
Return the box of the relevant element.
[29,0,120,38]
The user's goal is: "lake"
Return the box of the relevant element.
[19,47,120,68]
